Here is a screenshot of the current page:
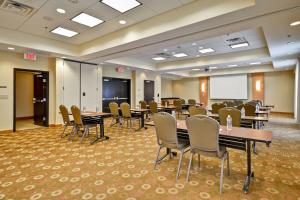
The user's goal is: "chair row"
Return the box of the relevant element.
[59,105,98,143]
[153,112,230,194]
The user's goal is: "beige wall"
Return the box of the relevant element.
[16,72,34,118]
[161,78,173,98]
[0,51,56,131]
[265,70,295,113]
[172,78,199,102]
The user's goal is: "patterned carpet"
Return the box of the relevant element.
[0,120,299,200]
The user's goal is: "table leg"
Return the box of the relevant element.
[136,111,147,130]
[252,121,257,154]
[157,148,177,162]
[243,140,254,193]
[90,118,109,145]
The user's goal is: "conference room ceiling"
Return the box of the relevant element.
[0,0,194,45]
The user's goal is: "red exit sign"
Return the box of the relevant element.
[24,52,37,61]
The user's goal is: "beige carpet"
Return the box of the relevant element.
[0,120,299,200]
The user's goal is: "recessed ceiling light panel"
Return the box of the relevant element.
[8,47,15,50]
[152,57,166,61]
[56,8,66,14]
[192,68,200,71]
[51,27,78,37]
[230,42,249,49]
[72,13,104,27]
[199,48,215,54]
[101,0,141,13]
[228,64,238,67]
[173,53,188,58]
[290,21,300,26]
[250,62,261,65]
[119,20,127,24]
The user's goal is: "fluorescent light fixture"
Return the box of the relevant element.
[51,27,78,37]
[152,57,166,61]
[199,48,215,54]
[290,21,300,26]
[287,41,295,45]
[228,64,238,67]
[163,49,168,52]
[192,68,200,71]
[250,62,261,65]
[196,55,200,57]
[192,42,197,46]
[8,47,15,50]
[71,13,104,27]
[119,20,127,24]
[101,0,141,13]
[173,53,188,58]
[230,42,249,49]
[56,8,66,14]
[209,66,217,69]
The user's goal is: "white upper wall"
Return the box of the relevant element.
[161,78,173,98]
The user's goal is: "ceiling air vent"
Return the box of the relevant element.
[226,37,247,45]
[155,52,172,58]
[0,0,35,16]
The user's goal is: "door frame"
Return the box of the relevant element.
[13,68,49,132]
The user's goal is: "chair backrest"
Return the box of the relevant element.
[59,105,70,124]
[188,99,196,105]
[161,100,168,106]
[71,105,83,126]
[179,99,185,104]
[109,102,119,117]
[173,100,182,112]
[226,101,235,107]
[186,115,220,155]
[236,104,244,110]
[247,101,257,107]
[189,106,207,116]
[219,107,241,127]
[211,103,226,114]
[149,101,158,113]
[139,100,147,109]
[153,112,178,148]
[120,102,131,118]
[244,103,256,116]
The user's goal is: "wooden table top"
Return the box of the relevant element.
[208,113,269,122]
[81,112,111,117]
[176,120,272,143]
[158,105,177,109]
[130,108,149,112]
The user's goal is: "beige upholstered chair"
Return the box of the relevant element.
[59,105,75,138]
[120,102,140,128]
[219,107,241,127]
[188,99,196,106]
[186,115,230,194]
[109,102,120,127]
[70,105,98,143]
[153,112,190,181]
[179,99,185,104]
[173,99,183,118]
[211,103,226,114]
[241,103,256,128]
[189,106,207,116]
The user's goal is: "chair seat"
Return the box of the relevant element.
[191,145,226,158]
[162,138,189,150]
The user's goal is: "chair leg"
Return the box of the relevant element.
[80,128,88,143]
[220,154,226,194]
[176,149,185,181]
[186,152,194,182]
[226,152,230,175]
[198,154,201,168]
[61,124,67,138]
[68,125,77,141]
[154,146,162,170]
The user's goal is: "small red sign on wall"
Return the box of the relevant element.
[24,52,37,61]
[116,67,125,73]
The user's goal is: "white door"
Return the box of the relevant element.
[62,60,81,109]
[81,64,99,112]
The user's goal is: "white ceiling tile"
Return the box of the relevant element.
[142,0,182,14]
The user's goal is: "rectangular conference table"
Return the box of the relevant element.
[148,120,272,193]
[130,108,149,130]
[81,112,111,144]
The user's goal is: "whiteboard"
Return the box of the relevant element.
[210,74,248,99]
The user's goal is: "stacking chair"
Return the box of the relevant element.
[186,115,230,194]
[70,105,98,143]
[139,100,147,109]
[189,106,207,116]
[149,101,158,114]
[188,99,196,106]
[179,99,185,105]
[211,103,226,114]
[109,102,121,127]
[153,112,190,181]
[120,102,140,128]
[173,99,183,118]
[161,100,169,106]
[59,105,75,138]
[219,107,241,127]
[241,104,256,128]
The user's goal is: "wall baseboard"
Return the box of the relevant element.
[16,116,33,120]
